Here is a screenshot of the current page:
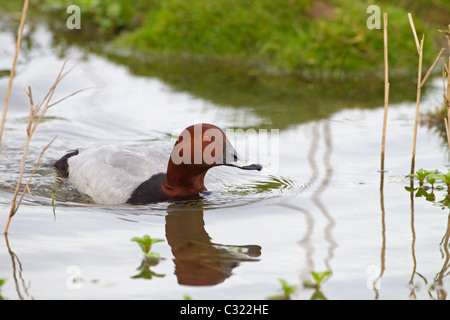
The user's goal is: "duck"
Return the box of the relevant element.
[54,123,262,204]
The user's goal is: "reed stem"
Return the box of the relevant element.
[380,13,389,172]
[440,25,450,156]
[0,0,29,152]
[410,34,424,175]
[409,14,445,174]
[3,59,81,233]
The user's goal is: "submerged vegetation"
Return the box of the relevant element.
[31,0,450,79]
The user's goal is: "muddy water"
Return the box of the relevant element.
[0,22,449,300]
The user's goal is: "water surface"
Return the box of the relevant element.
[1,21,449,300]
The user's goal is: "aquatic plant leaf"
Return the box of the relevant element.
[279,278,298,295]
[311,270,331,285]
[131,235,164,254]
[267,278,298,300]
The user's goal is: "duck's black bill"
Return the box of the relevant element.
[225,163,263,171]
[239,163,263,171]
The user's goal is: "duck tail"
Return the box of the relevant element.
[54,149,79,177]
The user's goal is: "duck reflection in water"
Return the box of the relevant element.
[165,203,261,286]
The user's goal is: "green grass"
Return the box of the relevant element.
[18,0,450,78]
[112,0,444,78]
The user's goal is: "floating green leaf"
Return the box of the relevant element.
[303,270,332,289]
[131,235,164,255]
[267,278,298,300]
[406,168,436,186]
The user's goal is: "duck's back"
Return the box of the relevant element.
[67,146,167,204]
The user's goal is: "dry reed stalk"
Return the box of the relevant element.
[4,60,85,234]
[440,25,450,154]
[408,13,421,56]
[0,0,29,153]
[380,13,389,173]
[4,137,56,234]
[408,13,445,175]
[409,22,423,175]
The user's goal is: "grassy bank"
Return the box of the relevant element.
[4,0,450,79]
[112,0,444,79]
